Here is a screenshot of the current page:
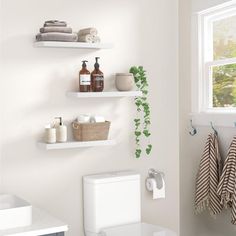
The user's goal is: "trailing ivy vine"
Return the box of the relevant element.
[130,66,152,158]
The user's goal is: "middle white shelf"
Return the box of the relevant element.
[66,91,142,98]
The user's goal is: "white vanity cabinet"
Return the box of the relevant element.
[0,207,68,236]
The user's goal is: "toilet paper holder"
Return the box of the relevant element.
[147,168,165,190]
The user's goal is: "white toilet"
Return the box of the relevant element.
[83,170,177,236]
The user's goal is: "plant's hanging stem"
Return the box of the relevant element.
[130,66,152,158]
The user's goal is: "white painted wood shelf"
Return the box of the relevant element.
[66,91,142,98]
[34,41,113,49]
[38,140,116,150]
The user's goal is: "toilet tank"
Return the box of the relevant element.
[83,171,141,236]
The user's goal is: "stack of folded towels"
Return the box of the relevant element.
[36,20,78,42]
[77,27,101,43]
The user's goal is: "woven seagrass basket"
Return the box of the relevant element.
[72,121,110,141]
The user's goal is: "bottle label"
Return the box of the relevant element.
[94,74,104,81]
[80,74,91,85]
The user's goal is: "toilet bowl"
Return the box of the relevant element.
[101,222,176,236]
[83,171,177,236]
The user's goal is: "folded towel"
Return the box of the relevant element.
[36,33,78,42]
[78,27,98,36]
[195,133,223,216]
[217,136,236,224]
[90,116,105,123]
[92,35,101,43]
[78,34,93,43]
[40,27,72,34]
[44,20,67,27]
[77,115,91,124]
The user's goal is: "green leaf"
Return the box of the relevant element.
[135,100,142,107]
[135,131,142,137]
[135,149,142,158]
[146,145,152,155]
[143,130,151,137]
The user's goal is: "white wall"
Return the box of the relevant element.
[0,0,179,236]
[179,0,236,236]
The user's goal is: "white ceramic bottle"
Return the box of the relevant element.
[55,117,67,143]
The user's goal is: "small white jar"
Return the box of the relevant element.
[115,73,135,91]
[45,127,56,144]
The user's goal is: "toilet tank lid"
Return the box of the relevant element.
[83,170,140,184]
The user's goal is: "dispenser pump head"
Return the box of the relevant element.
[94,57,100,69]
[82,60,88,68]
[55,117,63,126]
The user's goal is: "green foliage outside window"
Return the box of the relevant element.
[213,16,236,107]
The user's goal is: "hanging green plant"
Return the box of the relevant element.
[129,66,152,158]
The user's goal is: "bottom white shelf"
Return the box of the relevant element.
[38,140,116,150]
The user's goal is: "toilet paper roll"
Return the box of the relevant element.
[146,176,165,200]
[146,178,156,191]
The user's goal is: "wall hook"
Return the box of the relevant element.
[189,119,197,136]
[210,121,218,136]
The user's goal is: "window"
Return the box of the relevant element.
[194,2,236,113]
[212,15,236,108]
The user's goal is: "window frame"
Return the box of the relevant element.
[192,1,236,114]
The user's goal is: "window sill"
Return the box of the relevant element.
[189,111,236,127]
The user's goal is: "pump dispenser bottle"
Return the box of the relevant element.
[91,57,104,92]
[79,60,91,92]
[55,117,67,143]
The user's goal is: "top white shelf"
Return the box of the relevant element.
[34,41,113,49]
[66,91,142,98]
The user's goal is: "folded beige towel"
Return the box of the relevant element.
[78,34,93,43]
[77,34,101,43]
[92,35,101,43]
[44,20,67,27]
[36,33,78,42]
[40,27,72,34]
[78,27,98,36]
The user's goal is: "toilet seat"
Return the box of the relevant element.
[101,222,176,236]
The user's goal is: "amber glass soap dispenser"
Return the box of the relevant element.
[91,57,104,92]
[79,60,91,92]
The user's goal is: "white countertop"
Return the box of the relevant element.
[0,207,68,236]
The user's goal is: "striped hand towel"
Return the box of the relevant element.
[217,136,236,224]
[195,133,223,216]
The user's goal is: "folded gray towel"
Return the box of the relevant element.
[40,27,72,34]
[36,33,78,42]
[44,20,67,27]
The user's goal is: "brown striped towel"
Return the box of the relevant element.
[195,133,223,216]
[217,136,236,224]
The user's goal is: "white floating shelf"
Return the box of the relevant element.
[38,140,116,150]
[34,41,113,49]
[66,91,142,98]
